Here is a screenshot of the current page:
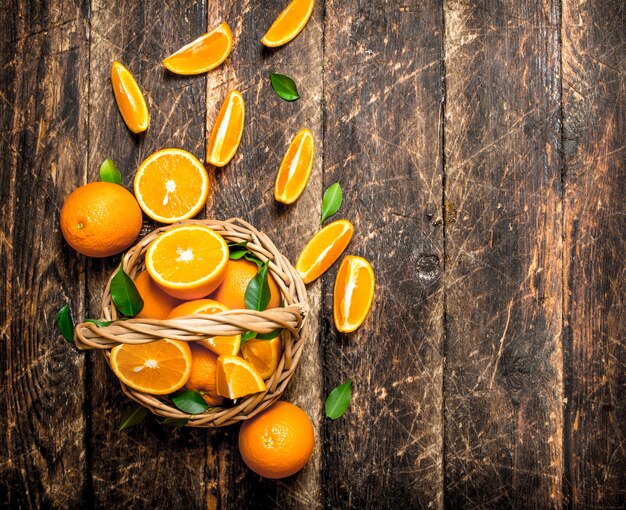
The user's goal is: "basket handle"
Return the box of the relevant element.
[73,304,309,350]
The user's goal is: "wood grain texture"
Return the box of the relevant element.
[562,1,626,507]
[0,1,89,507]
[443,0,563,508]
[322,1,445,507]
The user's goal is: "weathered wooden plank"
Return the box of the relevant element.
[562,1,626,507]
[203,1,324,508]
[322,1,444,507]
[443,1,563,507]
[0,1,89,507]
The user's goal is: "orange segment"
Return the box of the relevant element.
[206,90,245,167]
[110,61,149,133]
[274,128,314,204]
[240,337,282,380]
[109,339,192,395]
[216,355,266,399]
[295,219,354,284]
[333,256,375,333]
[145,225,229,300]
[168,299,241,356]
[134,148,209,224]
[261,0,315,48]
[163,22,233,75]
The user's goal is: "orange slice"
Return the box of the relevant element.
[274,128,314,204]
[109,339,192,395]
[295,219,354,284]
[216,355,266,399]
[110,61,149,134]
[162,22,233,75]
[261,0,315,48]
[333,256,375,333]
[134,148,209,224]
[145,224,229,300]
[168,299,241,356]
[240,337,282,380]
[206,90,245,167]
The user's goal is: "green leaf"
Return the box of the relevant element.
[245,261,271,311]
[99,159,122,184]
[171,390,209,414]
[229,248,248,260]
[321,182,343,224]
[160,417,189,428]
[85,318,114,327]
[243,252,263,269]
[110,266,144,317]
[56,305,74,343]
[118,405,148,431]
[269,73,300,101]
[241,331,258,343]
[255,328,283,340]
[325,379,352,420]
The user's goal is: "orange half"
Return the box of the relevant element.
[274,128,314,204]
[333,256,375,333]
[295,219,354,284]
[240,337,282,380]
[216,355,266,399]
[110,61,149,133]
[261,0,315,48]
[206,90,245,167]
[163,22,233,75]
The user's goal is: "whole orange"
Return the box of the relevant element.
[238,401,314,479]
[185,343,223,406]
[211,259,282,310]
[60,182,143,257]
[134,270,182,320]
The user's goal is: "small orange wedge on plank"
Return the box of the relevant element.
[110,339,192,395]
[240,337,282,380]
[110,61,149,133]
[261,0,315,48]
[274,128,314,204]
[333,256,375,333]
[163,22,233,75]
[206,90,245,167]
[295,219,354,284]
[216,355,266,399]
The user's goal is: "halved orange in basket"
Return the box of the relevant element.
[274,128,314,204]
[110,61,150,133]
[134,148,209,224]
[109,339,192,395]
[333,255,375,333]
[261,0,315,48]
[295,219,354,284]
[240,337,282,380]
[145,224,229,300]
[162,22,233,75]
[216,355,266,399]
[206,90,245,167]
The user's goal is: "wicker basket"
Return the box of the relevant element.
[74,218,309,427]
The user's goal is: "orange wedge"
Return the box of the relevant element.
[206,90,245,167]
[261,0,315,48]
[110,61,149,133]
[295,219,354,284]
[109,339,192,395]
[162,22,233,75]
[216,355,266,399]
[145,224,229,300]
[240,337,282,380]
[168,299,241,356]
[134,148,209,224]
[274,128,314,204]
[333,256,375,333]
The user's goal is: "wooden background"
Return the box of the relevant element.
[1,0,625,508]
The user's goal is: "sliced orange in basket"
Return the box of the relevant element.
[145,224,229,300]
[261,0,315,48]
[162,22,233,75]
[109,339,192,395]
[274,128,314,204]
[333,255,375,333]
[110,61,149,133]
[134,270,182,320]
[206,90,245,167]
[168,299,241,356]
[295,219,354,284]
[216,355,266,399]
[134,148,209,224]
[240,337,282,380]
